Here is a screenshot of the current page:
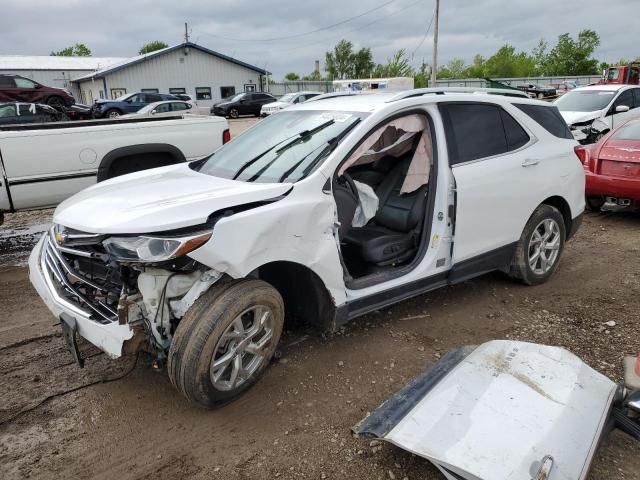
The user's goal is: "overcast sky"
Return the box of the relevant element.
[0,0,636,79]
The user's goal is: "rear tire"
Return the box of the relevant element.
[508,204,566,286]
[168,279,284,408]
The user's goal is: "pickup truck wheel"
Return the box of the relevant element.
[105,109,121,118]
[228,108,239,119]
[508,204,565,286]
[168,279,284,408]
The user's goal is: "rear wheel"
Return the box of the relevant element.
[168,280,284,408]
[508,204,565,286]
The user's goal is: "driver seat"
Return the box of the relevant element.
[344,158,428,266]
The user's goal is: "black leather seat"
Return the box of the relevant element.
[344,158,428,265]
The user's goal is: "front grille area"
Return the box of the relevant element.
[42,233,122,324]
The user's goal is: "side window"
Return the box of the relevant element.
[18,104,36,116]
[632,89,640,109]
[612,90,634,112]
[500,109,530,150]
[14,77,36,89]
[0,76,15,87]
[171,102,190,111]
[515,104,573,140]
[0,104,17,117]
[154,103,172,113]
[127,94,142,103]
[195,87,212,100]
[440,103,509,165]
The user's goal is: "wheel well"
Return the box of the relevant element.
[97,143,185,182]
[541,196,572,236]
[252,261,336,332]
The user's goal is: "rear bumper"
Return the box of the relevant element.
[585,170,640,202]
[28,234,133,358]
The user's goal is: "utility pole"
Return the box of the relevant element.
[430,0,440,86]
[184,22,190,43]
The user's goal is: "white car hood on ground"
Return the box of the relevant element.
[560,110,600,125]
[355,340,617,480]
[54,163,292,234]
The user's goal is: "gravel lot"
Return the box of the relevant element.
[1,116,638,479]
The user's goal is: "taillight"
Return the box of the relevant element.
[222,128,231,144]
[574,145,591,168]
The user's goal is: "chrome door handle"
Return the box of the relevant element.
[522,159,540,167]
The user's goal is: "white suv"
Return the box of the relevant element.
[29,88,585,407]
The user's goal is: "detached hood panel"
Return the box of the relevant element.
[54,163,291,234]
[355,340,617,480]
[561,110,601,125]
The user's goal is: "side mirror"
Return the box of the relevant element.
[616,105,630,113]
[239,99,246,103]
[150,109,157,114]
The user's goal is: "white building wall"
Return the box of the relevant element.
[80,47,263,110]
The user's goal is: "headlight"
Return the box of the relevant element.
[103,231,212,262]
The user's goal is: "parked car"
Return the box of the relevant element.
[173,93,197,106]
[91,92,178,118]
[62,103,92,120]
[0,102,67,125]
[260,91,323,116]
[575,118,640,210]
[121,100,194,118]
[0,115,230,224]
[0,74,75,108]
[29,88,584,407]
[211,92,277,118]
[554,84,640,143]
[517,83,557,98]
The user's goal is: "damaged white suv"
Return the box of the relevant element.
[30,88,585,407]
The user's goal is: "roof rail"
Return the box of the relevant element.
[385,87,530,102]
[304,91,375,103]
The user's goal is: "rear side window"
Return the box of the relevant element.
[440,103,530,165]
[0,76,14,87]
[515,104,573,139]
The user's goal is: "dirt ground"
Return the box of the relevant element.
[1,117,639,479]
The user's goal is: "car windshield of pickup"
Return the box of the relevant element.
[196,110,366,183]
[554,90,616,112]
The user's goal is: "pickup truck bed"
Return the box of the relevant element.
[0,114,228,223]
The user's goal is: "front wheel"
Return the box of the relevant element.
[228,108,239,119]
[168,280,284,408]
[105,109,121,118]
[537,92,544,99]
[508,204,566,286]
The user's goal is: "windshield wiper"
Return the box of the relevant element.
[244,120,336,182]
[232,120,335,181]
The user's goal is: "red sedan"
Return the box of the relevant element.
[575,118,640,210]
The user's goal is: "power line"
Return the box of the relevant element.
[199,0,398,43]
[411,4,435,59]
[277,0,426,53]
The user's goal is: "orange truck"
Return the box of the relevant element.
[598,63,640,85]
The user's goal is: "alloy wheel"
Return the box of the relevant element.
[528,218,561,275]
[210,305,274,391]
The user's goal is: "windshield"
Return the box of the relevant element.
[115,93,132,101]
[222,93,245,102]
[196,110,366,183]
[613,120,640,140]
[554,90,616,112]
[278,93,297,103]
[136,103,157,114]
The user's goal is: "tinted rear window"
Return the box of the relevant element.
[515,104,573,139]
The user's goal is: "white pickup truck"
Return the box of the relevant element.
[0,114,229,224]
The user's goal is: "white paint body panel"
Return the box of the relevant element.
[0,115,228,211]
[377,341,617,480]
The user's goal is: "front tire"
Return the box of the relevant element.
[105,109,121,118]
[228,108,239,119]
[168,280,284,408]
[508,204,566,286]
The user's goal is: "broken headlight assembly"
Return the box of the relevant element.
[103,231,212,263]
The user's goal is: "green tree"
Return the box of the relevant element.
[302,70,324,81]
[50,43,92,56]
[325,39,355,79]
[353,47,375,78]
[413,62,430,87]
[284,72,300,81]
[381,49,414,77]
[139,41,168,55]
[542,30,601,75]
[483,44,537,77]
[464,54,486,78]
[445,58,467,79]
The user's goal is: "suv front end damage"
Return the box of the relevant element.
[29,226,221,362]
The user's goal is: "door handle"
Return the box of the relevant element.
[521,159,540,167]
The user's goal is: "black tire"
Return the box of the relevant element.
[168,279,284,408]
[105,109,121,118]
[46,95,65,108]
[228,108,239,119]
[586,196,605,211]
[508,204,566,286]
[537,92,544,99]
